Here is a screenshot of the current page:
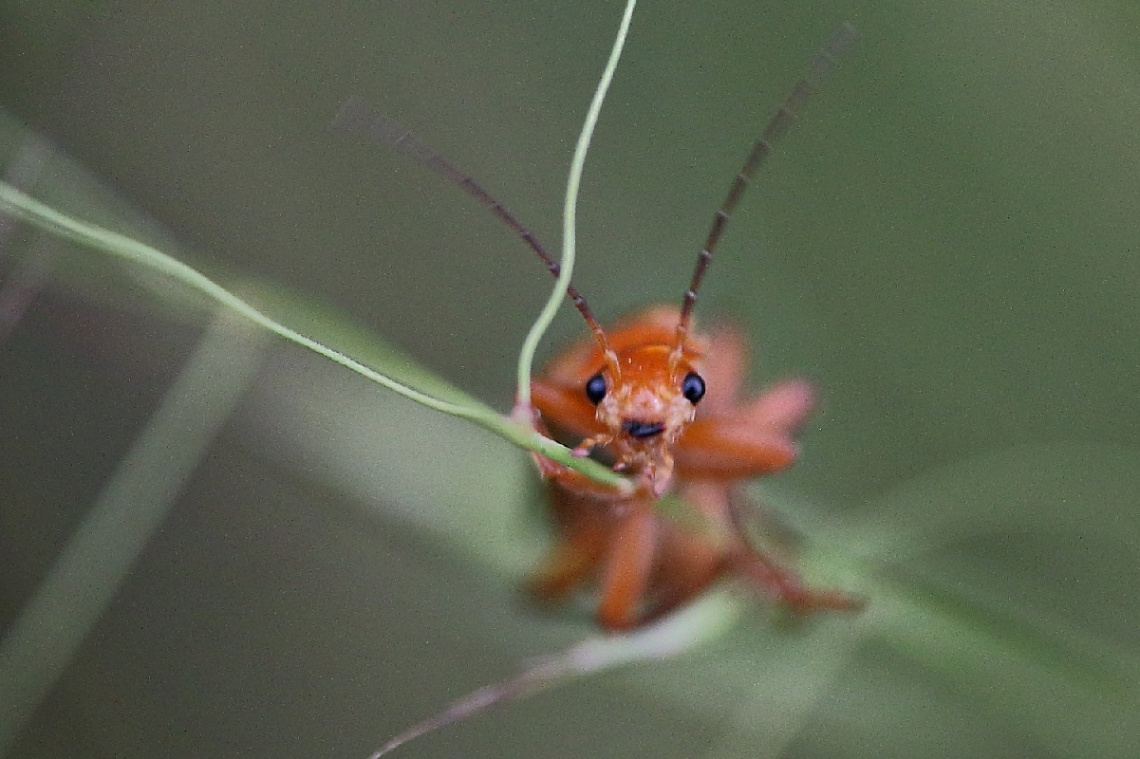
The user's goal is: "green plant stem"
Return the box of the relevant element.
[0,183,627,489]
[513,0,638,411]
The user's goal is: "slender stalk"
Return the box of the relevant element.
[0,183,628,488]
[513,0,638,412]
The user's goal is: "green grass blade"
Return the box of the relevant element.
[0,181,627,489]
[0,311,265,757]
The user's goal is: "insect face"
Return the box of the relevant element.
[521,306,718,495]
[582,341,705,487]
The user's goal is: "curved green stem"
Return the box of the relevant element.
[513,0,638,410]
[0,182,628,489]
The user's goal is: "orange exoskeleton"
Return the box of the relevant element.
[334,23,862,632]
[526,305,860,630]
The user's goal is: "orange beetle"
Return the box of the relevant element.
[335,23,861,632]
[529,306,810,495]
[527,306,861,630]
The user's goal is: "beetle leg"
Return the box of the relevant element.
[676,379,815,480]
[729,545,864,613]
[517,402,632,499]
[639,531,728,624]
[720,487,863,613]
[526,538,604,602]
[743,378,817,435]
[526,486,613,602]
[530,449,633,499]
[596,500,660,631]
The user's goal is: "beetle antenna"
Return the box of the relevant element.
[333,97,615,359]
[674,23,858,353]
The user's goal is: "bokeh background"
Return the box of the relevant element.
[1,1,1138,757]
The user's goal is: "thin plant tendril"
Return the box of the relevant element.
[513,0,638,414]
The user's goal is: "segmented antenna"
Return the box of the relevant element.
[674,23,859,351]
[332,97,614,356]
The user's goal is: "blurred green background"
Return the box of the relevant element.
[1,0,1138,757]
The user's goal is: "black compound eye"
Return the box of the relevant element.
[681,372,706,404]
[584,373,607,405]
